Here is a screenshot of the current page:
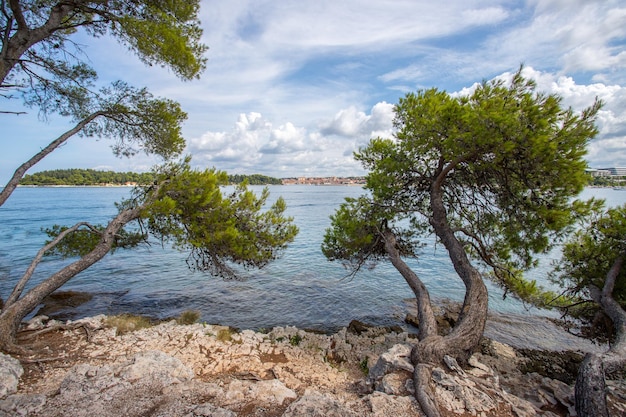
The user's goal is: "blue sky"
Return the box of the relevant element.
[2,0,626,183]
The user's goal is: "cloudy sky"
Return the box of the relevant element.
[2,0,626,183]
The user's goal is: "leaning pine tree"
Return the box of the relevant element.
[322,67,601,417]
[0,159,298,352]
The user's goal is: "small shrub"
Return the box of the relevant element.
[359,358,369,375]
[289,334,303,346]
[104,314,153,335]
[216,328,233,342]
[177,309,201,325]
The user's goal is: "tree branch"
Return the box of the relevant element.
[2,222,93,310]
[602,254,623,299]
[382,228,438,339]
[0,110,105,207]
[8,0,26,30]
[600,255,626,354]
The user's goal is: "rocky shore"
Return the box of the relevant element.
[1,315,624,417]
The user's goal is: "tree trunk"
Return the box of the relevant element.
[0,206,141,352]
[575,255,626,417]
[381,182,489,417]
[425,182,489,363]
[575,353,609,417]
[383,229,438,339]
[0,2,74,84]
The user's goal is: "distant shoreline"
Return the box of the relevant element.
[15,184,138,188]
[11,182,367,188]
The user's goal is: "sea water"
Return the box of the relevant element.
[1,186,624,342]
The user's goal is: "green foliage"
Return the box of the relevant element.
[21,169,155,186]
[588,176,626,187]
[550,203,626,321]
[77,81,187,160]
[322,196,422,271]
[143,161,299,279]
[216,328,235,342]
[359,357,369,375]
[38,160,298,281]
[2,1,206,116]
[228,174,283,185]
[323,67,601,302]
[289,334,303,346]
[114,1,207,80]
[43,224,146,257]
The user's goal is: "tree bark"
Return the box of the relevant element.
[0,205,141,352]
[575,255,626,417]
[380,181,489,417]
[0,1,74,84]
[575,353,609,417]
[425,181,489,362]
[382,229,438,340]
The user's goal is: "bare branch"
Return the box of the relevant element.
[8,0,26,30]
[602,254,623,299]
[3,221,93,309]
[0,110,105,207]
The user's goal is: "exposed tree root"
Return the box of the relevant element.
[413,362,441,417]
[18,323,97,342]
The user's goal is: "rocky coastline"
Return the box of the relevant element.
[0,313,624,417]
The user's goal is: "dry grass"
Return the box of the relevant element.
[104,314,154,335]
[176,310,201,325]
[216,328,234,342]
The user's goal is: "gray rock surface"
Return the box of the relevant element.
[0,353,23,399]
[1,315,623,416]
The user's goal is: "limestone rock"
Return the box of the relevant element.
[0,353,23,399]
[182,403,236,417]
[367,343,413,386]
[119,350,195,383]
[467,354,494,377]
[224,379,296,405]
[282,390,360,417]
[0,394,46,417]
[379,370,413,396]
[8,314,623,417]
[24,315,49,330]
[367,391,423,417]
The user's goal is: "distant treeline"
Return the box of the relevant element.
[228,174,282,185]
[20,169,282,186]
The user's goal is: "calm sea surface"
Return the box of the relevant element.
[1,186,624,342]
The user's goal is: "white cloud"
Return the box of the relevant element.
[3,1,626,184]
[184,66,625,177]
[320,102,394,139]
[261,123,307,154]
[187,103,396,176]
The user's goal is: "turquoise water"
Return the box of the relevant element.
[1,186,624,334]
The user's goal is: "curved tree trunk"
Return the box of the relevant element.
[0,206,141,352]
[381,182,489,417]
[424,182,489,362]
[575,255,626,417]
